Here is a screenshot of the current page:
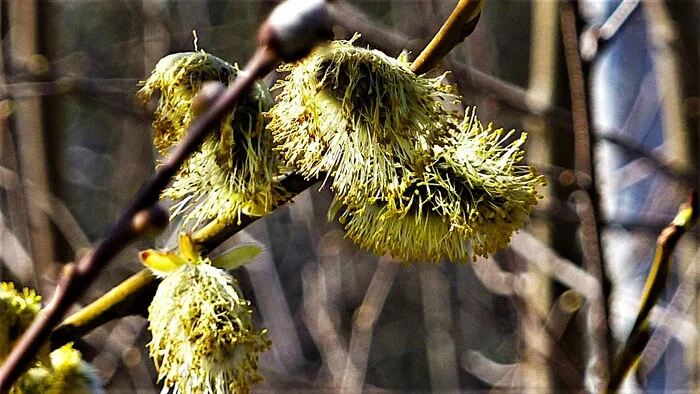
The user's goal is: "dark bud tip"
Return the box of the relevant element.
[461,12,481,39]
[191,81,226,118]
[259,0,333,63]
[132,205,169,238]
[688,190,698,225]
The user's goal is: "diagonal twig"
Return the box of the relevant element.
[410,0,483,74]
[605,191,698,393]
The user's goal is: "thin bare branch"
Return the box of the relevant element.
[560,3,612,388]
[342,255,400,391]
[410,0,483,74]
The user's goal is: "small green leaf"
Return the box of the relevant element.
[212,244,263,270]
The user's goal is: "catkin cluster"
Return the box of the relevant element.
[138,33,545,394]
[268,37,545,262]
[0,283,103,394]
[141,233,270,394]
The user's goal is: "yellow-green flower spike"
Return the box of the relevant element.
[47,344,103,394]
[427,111,546,258]
[267,35,461,204]
[10,366,51,394]
[0,282,49,366]
[11,344,103,394]
[147,234,271,394]
[333,109,546,263]
[139,51,288,229]
[332,199,472,263]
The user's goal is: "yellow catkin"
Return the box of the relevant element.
[267,36,461,206]
[334,109,546,263]
[147,234,271,394]
[138,51,288,229]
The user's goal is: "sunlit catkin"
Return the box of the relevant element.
[267,36,460,205]
[144,233,271,394]
[12,344,104,394]
[0,283,48,365]
[334,110,545,263]
[1,285,103,394]
[139,51,287,229]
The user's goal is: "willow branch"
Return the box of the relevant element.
[560,4,613,388]
[410,0,483,74]
[48,0,486,355]
[49,269,158,350]
[605,191,698,393]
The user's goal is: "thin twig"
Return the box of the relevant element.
[560,3,612,389]
[49,269,158,350]
[605,191,698,393]
[639,246,700,376]
[545,289,584,341]
[410,0,483,74]
[597,133,697,191]
[420,264,460,392]
[510,232,601,303]
[341,255,400,391]
[642,0,691,174]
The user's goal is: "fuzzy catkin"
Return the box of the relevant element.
[139,52,288,229]
[149,263,270,394]
[267,36,461,205]
[333,110,546,263]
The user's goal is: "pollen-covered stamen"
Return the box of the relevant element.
[267,36,461,207]
[315,57,395,127]
[332,108,546,263]
[148,260,271,394]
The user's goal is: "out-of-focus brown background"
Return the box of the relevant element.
[0,0,698,392]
